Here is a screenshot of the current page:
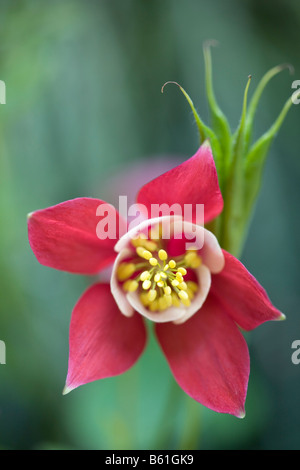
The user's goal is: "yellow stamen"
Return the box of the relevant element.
[181,297,191,307]
[164,286,171,296]
[158,296,169,311]
[123,280,139,292]
[123,280,131,291]
[190,257,202,268]
[141,250,153,260]
[136,246,146,257]
[131,234,147,247]
[140,270,151,281]
[188,245,199,251]
[123,232,202,314]
[186,281,198,292]
[171,292,181,307]
[149,257,158,266]
[149,299,159,311]
[148,289,157,302]
[140,292,150,306]
[164,294,172,307]
[177,267,187,276]
[136,247,153,260]
[184,251,197,265]
[117,263,136,281]
[186,287,195,300]
[178,281,188,291]
[178,290,189,301]
[144,240,158,251]
[142,279,151,290]
[158,249,168,261]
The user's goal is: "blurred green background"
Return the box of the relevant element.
[0,0,299,450]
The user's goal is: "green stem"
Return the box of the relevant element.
[162,81,214,145]
[221,75,252,257]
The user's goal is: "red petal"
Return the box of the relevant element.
[28,198,126,274]
[211,250,284,331]
[64,283,147,393]
[155,294,249,417]
[136,143,223,224]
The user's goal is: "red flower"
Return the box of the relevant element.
[27,143,283,417]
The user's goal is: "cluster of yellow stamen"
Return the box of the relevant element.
[116,233,202,312]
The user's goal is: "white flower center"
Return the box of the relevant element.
[116,232,202,312]
[111,216,224,324]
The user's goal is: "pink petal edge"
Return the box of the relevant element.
[211,250,285,331]
[155,293,250,417]
[64,283,147,393]
[28,198,126,274]
[136,143,224,225]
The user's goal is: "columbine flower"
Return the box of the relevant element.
[28,142,283,418]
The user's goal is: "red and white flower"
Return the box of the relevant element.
[28,143,283,417]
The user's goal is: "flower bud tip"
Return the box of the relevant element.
[203,39,219,49]
[202,139,211,149]
[62,385,72,396]
[279,63,294,75]
[161,81,182,94]
[277,312,286,321]
[237,409,246,419]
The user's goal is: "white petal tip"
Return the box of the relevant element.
[27,212,34,220]
[237,409,246,419]
[62,385,73,396]
[202,140,212,150]
[278,313,286,321]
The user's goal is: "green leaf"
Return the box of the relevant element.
[161,81,222,180]
[244,91,299,225]
[203,40,232,180]
[245,63,294,152]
